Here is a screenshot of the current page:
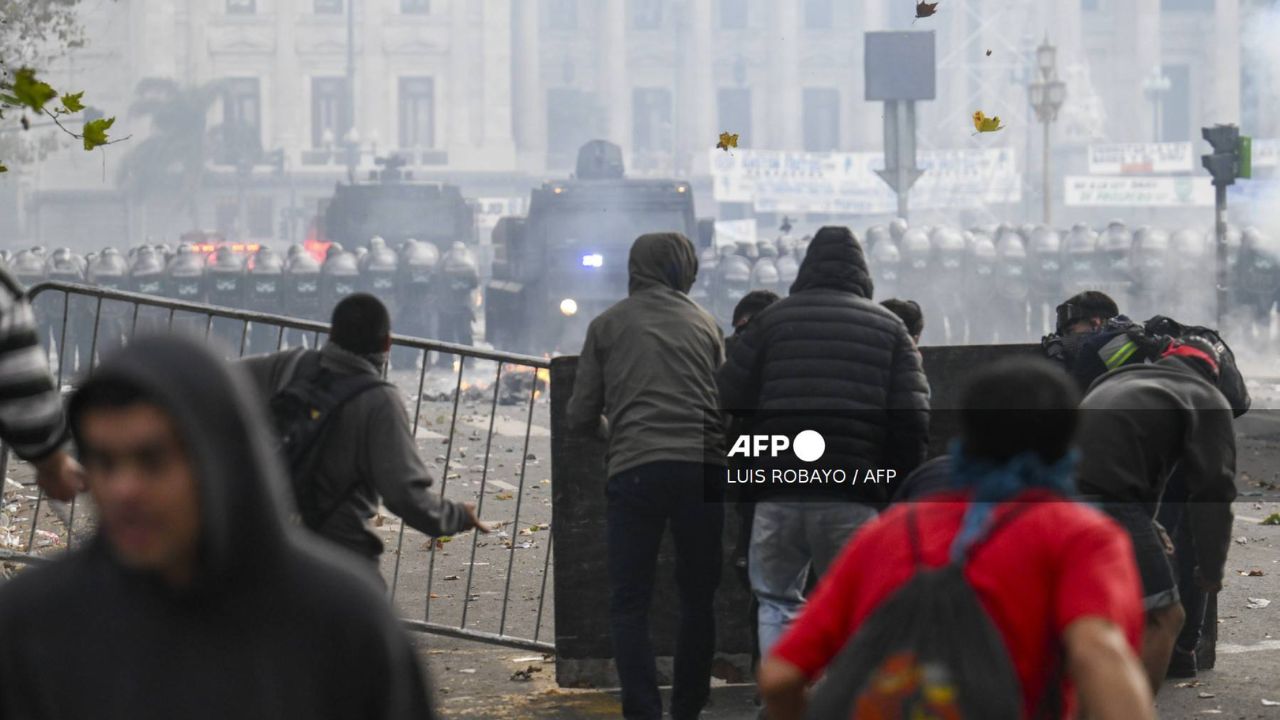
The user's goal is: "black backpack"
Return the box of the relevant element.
[269,350,388,529]
[805,505,1059,720]
[1143,315,1251,417]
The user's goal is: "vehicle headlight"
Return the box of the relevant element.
[560,298,578,317]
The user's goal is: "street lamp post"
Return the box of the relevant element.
[1028,38,1066,226]
[1143,66,1172,142]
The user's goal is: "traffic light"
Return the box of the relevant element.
[1201,124,1245,187]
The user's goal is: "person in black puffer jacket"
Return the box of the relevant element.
[717,225,930,660]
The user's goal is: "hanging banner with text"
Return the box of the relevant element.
[708,148,1021,215]
[1063,175,1214,207]
[1086,142,1195,175]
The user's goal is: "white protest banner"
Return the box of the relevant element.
[709,148,1021,214]
[1087,143,1194,175]
[1252,139,1280,168]
[1063,176,1213,207]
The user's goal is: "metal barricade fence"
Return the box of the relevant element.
[1,282,555,653]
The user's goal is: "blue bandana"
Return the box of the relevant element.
[947,439,1078,562]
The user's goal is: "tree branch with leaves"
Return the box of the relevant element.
[0,66,122,172]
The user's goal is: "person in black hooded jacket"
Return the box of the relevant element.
[717,225,930,660]
[0,335,435,720]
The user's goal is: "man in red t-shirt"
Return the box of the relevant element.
[758,358,1153,720]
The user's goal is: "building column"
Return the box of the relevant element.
[1115,0,1161,141]
[273,0,302,163]
[596,0,630,153]
[511,0,545,169]
[481,0,516,159]
[678,0,713,174]
[1212,0,1241,125]
[853,0,891,149]
[768,1,801,150]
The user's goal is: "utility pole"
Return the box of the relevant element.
[345,0,357,182]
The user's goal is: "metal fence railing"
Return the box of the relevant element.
[1,282,554,653]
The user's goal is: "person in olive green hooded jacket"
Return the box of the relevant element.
[567,232,727,720]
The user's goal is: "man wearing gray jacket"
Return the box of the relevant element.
[568,232,726,720]
[242,294,486,574]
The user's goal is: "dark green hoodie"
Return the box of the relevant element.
[568,233,727,477]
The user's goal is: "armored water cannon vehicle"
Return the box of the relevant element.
[485,140,709,355]
[321,154,475,252]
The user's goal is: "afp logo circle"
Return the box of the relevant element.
[727,430,826,461]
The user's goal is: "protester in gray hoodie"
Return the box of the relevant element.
[0,335,436,719]
[567,232,726,720]
[241,294,484,570]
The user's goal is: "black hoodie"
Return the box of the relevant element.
[717,226,930,503]
[1076,357,1237,585]
[0,335,436,720]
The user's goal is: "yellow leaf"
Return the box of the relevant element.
[972,111,1004,133]
[716,131,739,152]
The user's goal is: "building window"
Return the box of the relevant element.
[223,78,261,140]
[632,87,672,152]
[401,0,429,14]
[631,0,663,29]
[547,0,577,29]
[717,87,751,147]
[311,77,347,149]
[314,0,343,14]
[804,0,833,29]
[399,77,436,149]
[226,0,255,14]
[803,88,840,151]
[720,0,748,29]
[1161,0,1212,9]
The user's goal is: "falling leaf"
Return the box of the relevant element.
[1261,513,1280,525]
[986,49,993,56]
[60,92,84,113]
[715,131,739,152]
[0,164,7,173]
[82,116,115,150]
[972,110,1005,133]
[916,1,938,18]
[495,492,513,501]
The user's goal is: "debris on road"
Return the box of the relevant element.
[1246,597,1271,609]
[510,665,543,681]
[1262,513,1280,526]
[1199,692,1217,699]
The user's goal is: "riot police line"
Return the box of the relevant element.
[6,219,1277,360]
[1,237,482,372]
[692,218,1279,348]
